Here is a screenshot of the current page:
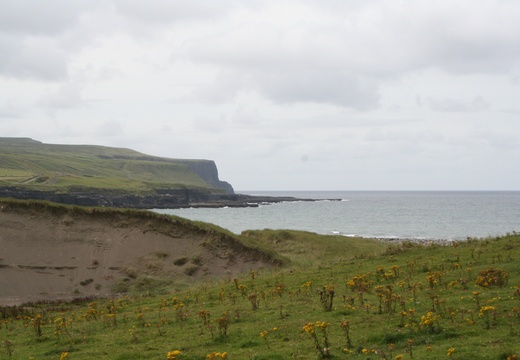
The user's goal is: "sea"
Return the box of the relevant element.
[153,191,520,241]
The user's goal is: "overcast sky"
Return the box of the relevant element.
[1,0,519,191]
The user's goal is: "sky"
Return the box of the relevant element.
[1,0,519,191]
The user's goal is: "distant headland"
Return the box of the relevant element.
[0,137,326,208]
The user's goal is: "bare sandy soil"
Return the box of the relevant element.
[0,205,273,305]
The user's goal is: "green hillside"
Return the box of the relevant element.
[0,138,223,193]
[1,207,519,359]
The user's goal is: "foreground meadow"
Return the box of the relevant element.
[2,230,519,359]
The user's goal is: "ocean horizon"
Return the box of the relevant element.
[154,190,520,241]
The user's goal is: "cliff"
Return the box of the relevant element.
[0,137,233,206]
[0,138,312,208]
[178,160,235,194]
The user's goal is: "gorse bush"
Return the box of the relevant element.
[476,267,509,288]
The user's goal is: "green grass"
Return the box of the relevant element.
[0,137,218,193]
[1,202,519,360]
[0,168,33,178]
[241,229,387,267]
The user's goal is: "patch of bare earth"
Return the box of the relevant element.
[0,206,275,305]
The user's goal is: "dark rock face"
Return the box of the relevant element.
[179,160,235,194]
[0,187,318,209]
[0,187,211,208]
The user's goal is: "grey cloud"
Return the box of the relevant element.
[364,128,445,146]
[1,0,519,190]
[182,69,243,103]
[186,68,377,110]
[253,71,379,110]
[184,29,382,109]
[368,1,520,75]
[429,96,490,112]
[94,120,124,137]
[185,67,379,110]
[180,1,520,109]
[0,2,110,81]
[0,0,91,35]
[113,0,230,24]
[0,35,69,80]
[37,83,87,110]
[476,130,519,151]
[431,9,520,75]
[0,99,23,118]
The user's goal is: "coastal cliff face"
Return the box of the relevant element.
[179,160,235,194]
[0,137,308,208]
[0,137,237,207]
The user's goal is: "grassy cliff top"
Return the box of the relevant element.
[0,137,217,193]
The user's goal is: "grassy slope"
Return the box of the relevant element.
[0,138,211,192]
[241,229,386,268]
[2,204,519,360]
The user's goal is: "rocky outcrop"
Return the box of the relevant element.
[0,186,319,209]
[177,160,235,194]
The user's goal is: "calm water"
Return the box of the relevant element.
[153,191,520,240]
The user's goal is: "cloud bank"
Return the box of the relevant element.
[1,0,519,190]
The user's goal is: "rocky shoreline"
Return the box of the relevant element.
[0,186,339,209]
[187,194,342,208]
[375,236,459,244]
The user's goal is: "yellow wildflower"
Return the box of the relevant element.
[303,322,315,334]
[206,352,228,359]
[479,305,496,316]
[447,347,455,357]
[315,321,329,329]
[167,350,181,359]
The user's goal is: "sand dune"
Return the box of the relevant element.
[0,201,277,305]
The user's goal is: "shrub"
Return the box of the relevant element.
[173,257,189,266]
[154,251,169,259]
[124,267,138,279]
[184,265,199,276]
[475,268,509,288]
[191,255,204,266]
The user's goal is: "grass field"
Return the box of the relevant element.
[1,209,519,359]
[0,138,217,193]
